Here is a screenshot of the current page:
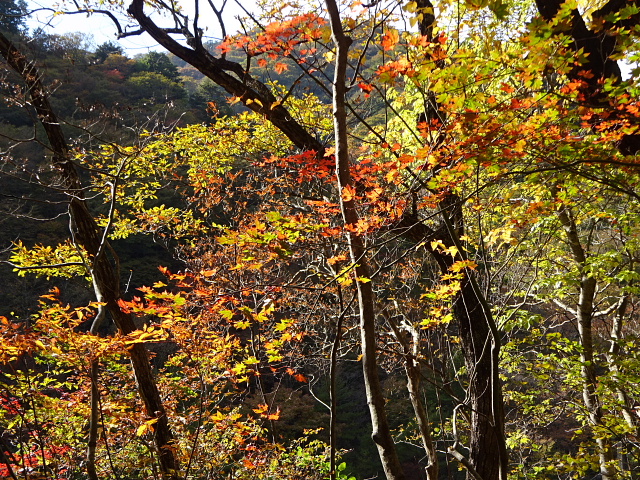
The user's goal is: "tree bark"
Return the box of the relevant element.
[534,0,640,153]
[127,0,324,154]
[394,205,508,480]
[387,316,439,480]
[607,295,639,434]
[0,32,180,480]
[555,201,616,480]
[430,234,507,480]
[324,1,405,477]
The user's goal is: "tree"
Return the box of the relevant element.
[119,0,512,478]
[0,31,181,480]
[94,40,124,63]
[0,0,26,35]
[137,51,181,82]
[2,1,640,480]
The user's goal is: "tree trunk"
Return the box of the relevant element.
[394,203,508,480]
[0,32,180,480]
[432,249,506,480]
[555,202,616,480]
[534,0,640,153]
[325,1,405,477]
[387,316,439,480]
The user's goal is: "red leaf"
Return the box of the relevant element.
[274,62,289,74]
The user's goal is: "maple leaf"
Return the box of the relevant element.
[382,29,399,51]
[117,298,132,314]
[358,81,374,98]
[328,253,348,265]
[267,408,281,420]
[217,42,231,54]
[341,184,356,202]
[449,260,478,273]
[501,82,515,94]
[253,404,268,415]
[274,62,289,74]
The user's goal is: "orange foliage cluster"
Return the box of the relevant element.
[218,13,326,60]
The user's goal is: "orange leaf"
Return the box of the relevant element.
[117,298,131,314]
[253,404,268,415]
[366,187,384,202]
[328,253,348,265]
[358,81,373,92]
[267,408,281,420]
[449,260,478,273]
[274,62,289,74]
[341,184,356,202]
[381,29,399,51]
[500,83,515,94]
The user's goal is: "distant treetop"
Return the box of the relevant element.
[94,40,124,63]
[0,0,27,35]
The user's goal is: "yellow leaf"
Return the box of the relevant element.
[449,260,478,273]
[444,245,459,257]
[136,419,157,437]
[513,139,527,153]
[341,184,356,202]
[430,239,445,251]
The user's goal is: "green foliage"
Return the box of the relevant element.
[94,41,124,63]
[136,51,181,82]
[0,0,26,34]
[125,71,186,101]
[3,1,640,479]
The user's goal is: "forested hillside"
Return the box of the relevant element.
[1,0,640,479]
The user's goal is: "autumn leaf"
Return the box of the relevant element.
[382,29,399,51]
[117,298,131,314]
[136,418,158,437]
[267,408,281,420]
[274,62,289,74]
[500,82,515,94]
[341,184,356,202]
[449,260,478,273]
[366,187,384,202]
[253,404,268,415]
[328,253,348,265]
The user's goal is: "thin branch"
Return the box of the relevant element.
[1,260,85,270]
